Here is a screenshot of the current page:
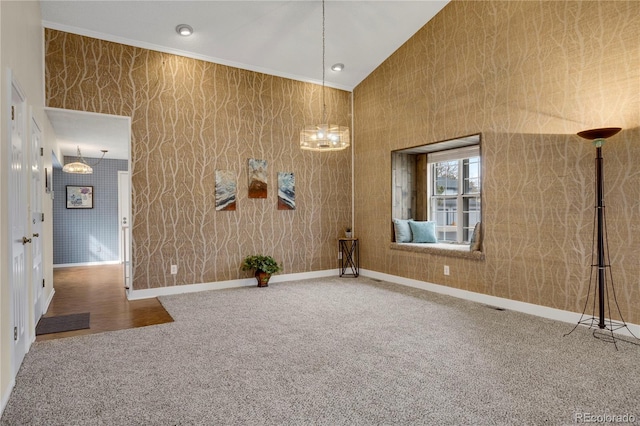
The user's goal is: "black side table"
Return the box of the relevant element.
[339,238,359,277]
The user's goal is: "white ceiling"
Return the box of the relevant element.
[40,0,449,161]
[45,108,130,161]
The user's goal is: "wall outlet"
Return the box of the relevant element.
[170,264,178,275]
[444,265,450,276]
[338,251,343,260]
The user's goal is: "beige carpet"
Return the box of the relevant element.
[2,276,639,425]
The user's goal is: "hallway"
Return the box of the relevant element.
[37,265,173,341]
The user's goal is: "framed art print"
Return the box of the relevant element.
[277,172,295,210]
[215,170,237,211]
[248,158,267,198]
[66,185,93,209]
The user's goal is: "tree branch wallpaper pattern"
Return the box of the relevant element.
[45,29,352,289]
[44,1,640,326]
[354,1,640,323]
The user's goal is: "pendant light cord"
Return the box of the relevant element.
[321,0,326,123]
[76,146,107,167]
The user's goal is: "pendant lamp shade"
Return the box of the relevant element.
[62,146,107,174]
[300,0,350,152]
[300,123,350,151]
[62,161,93,174]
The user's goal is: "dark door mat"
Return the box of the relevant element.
[36,312,90,335]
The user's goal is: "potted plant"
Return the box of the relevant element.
[345,227,353,238]
[241,255,281,287]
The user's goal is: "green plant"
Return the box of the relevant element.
[241,255,281,275]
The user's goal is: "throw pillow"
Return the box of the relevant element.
[469,222,482,251]
[409,220,437,243]
[393,218,413,243]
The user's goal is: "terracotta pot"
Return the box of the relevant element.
[255,270,271,287]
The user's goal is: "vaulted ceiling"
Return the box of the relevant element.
[41,1,449,160]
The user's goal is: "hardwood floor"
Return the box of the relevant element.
[37,264,173,341]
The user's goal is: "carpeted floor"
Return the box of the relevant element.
[2,277,639,425]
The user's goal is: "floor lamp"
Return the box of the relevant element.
[564,127,638,349]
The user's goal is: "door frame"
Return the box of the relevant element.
[117,170,131,291]
[29,111,44,334]
[7,70,31,376]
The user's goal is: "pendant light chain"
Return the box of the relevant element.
[298,0,350,151]
[321,0,326,124]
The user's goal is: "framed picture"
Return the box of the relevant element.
[248,158,267,198]
[277,172,295,210]
[215,170,237,211]
[66,185,93,209]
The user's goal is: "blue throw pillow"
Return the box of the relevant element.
[393,218,413,243]
[409,220,437,243]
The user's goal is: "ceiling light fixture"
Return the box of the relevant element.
[176,24,193,36]
[62,146,108,174]
[300,0,350,152]
[331,63,344,72]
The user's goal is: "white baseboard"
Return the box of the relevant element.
[43,288,55,314]
[127,269,339,300]
[126,267,639,338]
[359,269,640,338]
[1,379,15,419]
[53,261,120,268]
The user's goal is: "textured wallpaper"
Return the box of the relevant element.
[354,1,640,322]
[45,29,352,289]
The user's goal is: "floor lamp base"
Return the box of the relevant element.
[566,316,639,350]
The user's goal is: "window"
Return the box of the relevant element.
[429,145,481,243]
[391,134,481,249]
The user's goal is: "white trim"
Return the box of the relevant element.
[350,91,355,234]
[53,260,120,268]
[428,144,479,164]
[1,379,16,418]
[41,21,353,92]
[43,288,55,314]
[359,269,640,338]
[128,269,339,300]
[44,106,130,121]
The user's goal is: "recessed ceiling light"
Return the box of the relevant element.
[176,24,193,36]
[331,63,345,72]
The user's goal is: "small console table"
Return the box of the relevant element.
[339,238,359,277]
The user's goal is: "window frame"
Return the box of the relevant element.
[390,134,483,256]
[428,146,481,244]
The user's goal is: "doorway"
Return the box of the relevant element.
[45,108,135,333]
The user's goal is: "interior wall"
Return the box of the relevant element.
[354,1,640,322]
[53,157,128,265]
[391,153,415,220]
[44,29,352,290]
[1,0,55,412]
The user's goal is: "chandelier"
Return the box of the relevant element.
[62,146,107,174]
[300,0,350,152]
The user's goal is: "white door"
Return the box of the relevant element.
[118,170,131,290]
[30,115,44,327]
[9,76,29,374]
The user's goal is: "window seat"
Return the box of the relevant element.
[390,242,484,260]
